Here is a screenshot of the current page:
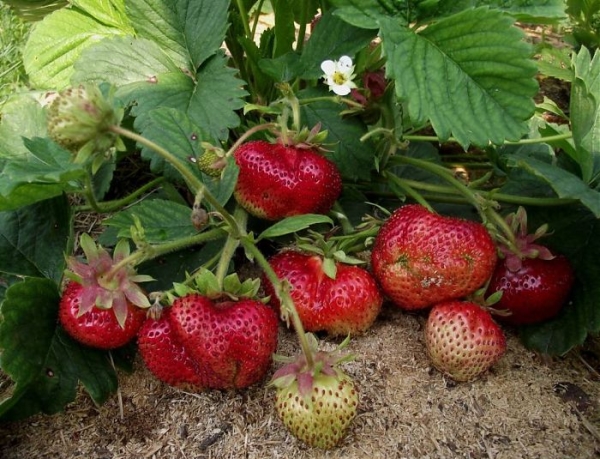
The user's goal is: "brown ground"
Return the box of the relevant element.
[1,303,599,459]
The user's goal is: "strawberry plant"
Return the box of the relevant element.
[0,0,599,451]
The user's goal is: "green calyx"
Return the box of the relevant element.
[169,268,263,303]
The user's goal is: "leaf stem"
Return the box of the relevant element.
[74,177,165,213]
[235,0,252,37]
[214,206,248,289]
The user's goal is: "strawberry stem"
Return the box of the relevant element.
[239,234,315,368]
[214,206,248,290]
[104,227,227,281]
[224,122,278,157]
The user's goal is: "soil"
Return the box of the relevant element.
[1,15,599,459]
[1,306,600,459]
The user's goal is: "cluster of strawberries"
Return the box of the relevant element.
[58,139,575,449]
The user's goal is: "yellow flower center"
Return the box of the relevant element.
[332,71,347,85]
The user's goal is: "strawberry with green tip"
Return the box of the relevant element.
[371,204,497,310]
[59,235,152,349]
[425,301,506,382]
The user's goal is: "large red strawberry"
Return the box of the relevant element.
[137,308,207,391]
[371,204,497,310]
[59,234,151,349]
[485,207,575,325]
[263,251,383,336]
[233,140,342,220]
[60,281,146,349]
[425,301,506,382]
[166,295,279,389]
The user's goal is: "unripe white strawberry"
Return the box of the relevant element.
[47,84,124,165]
[275,371,358,449]
[271,335,358,449]
[425,301,506,382]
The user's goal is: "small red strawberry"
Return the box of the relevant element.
[271,336,358,449]
[137,307,206,391]
[60,281,146,349]
[263,251,383,336]
[371,204,497,310]
[59,234,152,349]
[233,140,342,220]
[169,294,279,389]
[486,207,575,325]
[425,301,506,382]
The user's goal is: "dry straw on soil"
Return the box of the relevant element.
[1,304,599,459]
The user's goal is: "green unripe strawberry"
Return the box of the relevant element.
[197,147,226,177]
[47,84,124,164]
[275,371,358,449]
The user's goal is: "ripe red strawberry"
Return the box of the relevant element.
[233,140,342,220]
[487,255,574,325]
[137,308,206,391]
[167,295,279,389]
[59,281,146,349]
[425,301,506,382]
[485,207,575,325]
[371,204,497,310]
[263,251,383,336]
[59,234,151,349]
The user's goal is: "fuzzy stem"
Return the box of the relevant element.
[239,235,315,368]
[295,0,309,52]
[82,172,102,213]
[214,206,248,289]
[74,177,165,213]
[299,95,364,109]
[225,122,277,157]
[235,0,252,37]
[106,227,227,279]
[402,132,573,145]
[383,171,433,211]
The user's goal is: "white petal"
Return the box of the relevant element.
[338,56,353,70]
[332,84,352,96]
[321,60,336,74]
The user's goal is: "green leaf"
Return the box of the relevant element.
[22,1,132,89]
[204,156,239,211]
[115,51,247,141]
[271,0,296,57]
[507,154,600,217]
[73,36,182,85]
[103,199,198,243]
[132,107,209,181]
[299,87,374,181]
[520,208,600,356]
[258,214,334,241]
[0,138,85,211]
[0,195,71,282]
[437,0,566,22]
[126,0,230,70]
[0,93,48,158]
[380,8,538,147]
[329,0,408,29]
[570,46,600,184]
[4,137,86,185]
[0,278,118,420]
[537,47,574,82]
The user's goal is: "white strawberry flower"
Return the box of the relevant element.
[320,55,357,96]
